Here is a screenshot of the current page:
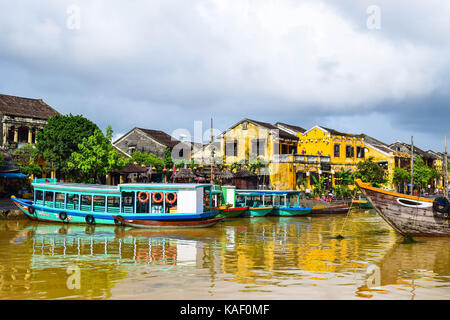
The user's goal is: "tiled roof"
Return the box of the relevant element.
[0,94,59,120]
[275,122,306,134]
[244,119,299,140]
[137,128,180,148]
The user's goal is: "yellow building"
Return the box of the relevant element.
[292,125,410,190]
[192,119,300,189]
[191,119,411,191]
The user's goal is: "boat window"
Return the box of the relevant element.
[35,190,44,204]
[55,193,65,209]
[80,195,92,211]
[287,194,298,207]
[44,191,54,207]
[151,192,164,213]
[107,196,120,213]
[66,194,79,210]
[93,196,106,213]
[136,192,150,214]
[122,192,135,214]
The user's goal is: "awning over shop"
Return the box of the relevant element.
[0,172,28,178]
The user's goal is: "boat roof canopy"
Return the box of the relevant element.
[236,190,302,195]
[32,179,214,194]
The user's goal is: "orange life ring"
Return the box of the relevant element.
[166,192,177,204]
[152,192,163,204]
[138,192,149,203]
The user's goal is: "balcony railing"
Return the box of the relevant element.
[272,154,331,164]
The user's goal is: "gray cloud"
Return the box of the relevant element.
[0,0,448,152]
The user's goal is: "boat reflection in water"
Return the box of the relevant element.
[1,210,450,299]
[356,237,450,299]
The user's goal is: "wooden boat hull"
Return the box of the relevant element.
[217,207,248,218]
[11,196,218,226]
[242,206,274,217]
[311,204,350,214]
[113,215,225,229]
[271,207,312,217]
[355,179,450,237]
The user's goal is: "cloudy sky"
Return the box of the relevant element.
[0,0,449,151]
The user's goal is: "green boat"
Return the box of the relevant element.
[236,190,311,217]
[352,193,373,209]
[235,190,275,217]
[216,186,248,218]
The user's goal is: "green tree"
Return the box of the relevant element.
[311,175,327,197]
[13,144,42,177]
[67,127,129,183]
[392,167,410,191]
[163,148,173,169]
[413,156,439,188]
[36,114,99,177]
[354,157,388,187]
[333,168,354,198]
[131,151,164,170]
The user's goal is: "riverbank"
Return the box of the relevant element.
[0,198,27,220]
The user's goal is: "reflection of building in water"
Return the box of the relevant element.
[219,216,398,284]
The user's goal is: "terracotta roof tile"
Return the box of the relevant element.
[0,94,59,120]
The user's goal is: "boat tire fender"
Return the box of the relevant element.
[59,211,68,221]
[432,196,450,215]
[28,206,36,215]
[85,214,95,225]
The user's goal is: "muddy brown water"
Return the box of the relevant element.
[0,209,449,300]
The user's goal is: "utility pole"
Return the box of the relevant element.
[410,136,414,196]
[444,136,448,197]
[210,117,214,182]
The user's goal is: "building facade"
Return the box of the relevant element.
[113,127,190,160]
[0,94,60,150]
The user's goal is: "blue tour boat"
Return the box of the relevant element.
[11,178,222,227]
[236,190,312,217]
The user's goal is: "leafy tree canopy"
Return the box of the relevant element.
[13,144,42,177]
[131,151,164,170]
[36,114,99,172]
[393,167,410,186]
[354,157,388,187]
[413,155,439,187]
[67,126,129,183]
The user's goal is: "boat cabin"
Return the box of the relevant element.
[235,190,302,208]
[32,178,217,215]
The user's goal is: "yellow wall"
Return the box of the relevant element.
[221,121,274,165]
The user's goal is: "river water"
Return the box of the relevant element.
[0,209,449,300]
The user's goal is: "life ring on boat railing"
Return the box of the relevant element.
[138,192,150,203]
[85,214,95,225]
[152,192,164,204]
[59,211,68,221]
[432,196,450,216]
[28,206,36,215]
[166,192,177,204]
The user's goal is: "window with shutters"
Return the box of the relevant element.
[252,139,266,156]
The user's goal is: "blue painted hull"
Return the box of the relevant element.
[11,197,218,226]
